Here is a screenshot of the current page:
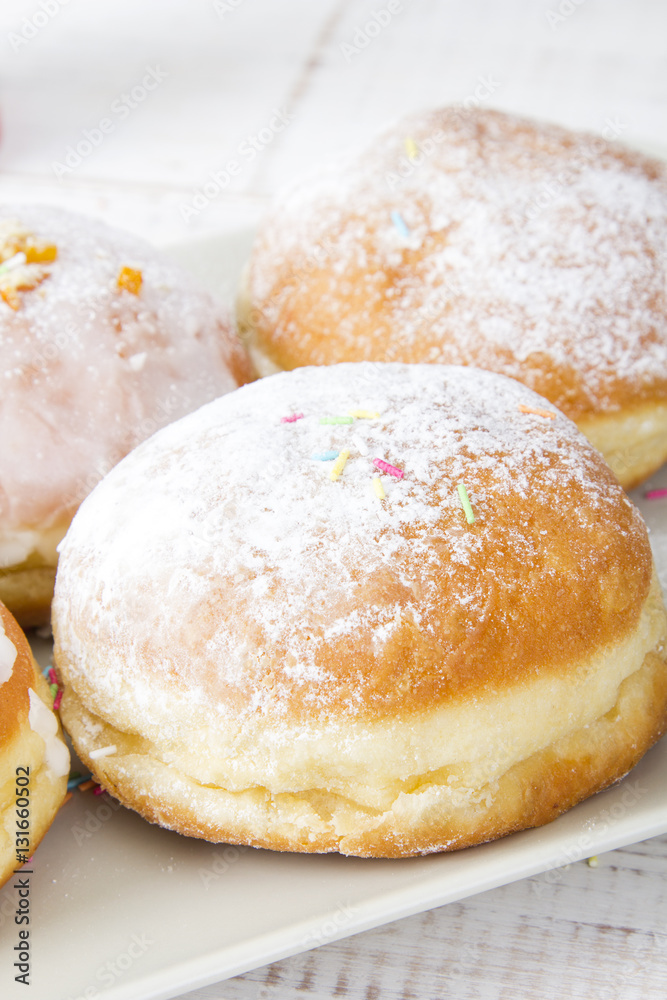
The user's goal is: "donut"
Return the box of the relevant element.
[51,363,667,858]
[0,205,254,626]
[239,108,667,490]
[0,599,69,888]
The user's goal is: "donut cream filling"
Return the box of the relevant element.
[0,524,68,573]
[59,573,667,815]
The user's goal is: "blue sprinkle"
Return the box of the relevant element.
[67,773,92,791]
[390,210,411,239]
[311,450,340,461]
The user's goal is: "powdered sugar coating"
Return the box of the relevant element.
[0,204,250,532]
[246,109,667,420]
[53,363,651,735]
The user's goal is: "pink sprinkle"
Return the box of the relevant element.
[53,689,63,711]
[47,667,58,685]
[646,488,667,500]
[373,458,404,480]
[93,785,106,796]
[281,413,304,424]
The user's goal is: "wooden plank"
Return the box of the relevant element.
[181,834,667,999]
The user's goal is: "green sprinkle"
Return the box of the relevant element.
[320,416,354,425]
[457,483,475,524]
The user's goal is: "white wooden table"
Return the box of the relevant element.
[1,1,666,996]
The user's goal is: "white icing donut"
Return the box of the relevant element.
[0,205,253,624]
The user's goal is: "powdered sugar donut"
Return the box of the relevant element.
[0,599,69,888]
[52,363,667,857]
[0,205,253,625]
[239,108,667,490]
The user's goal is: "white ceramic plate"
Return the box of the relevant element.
[1,227,666,1000]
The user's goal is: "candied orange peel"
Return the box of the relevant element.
[0,220,57,310]
[117,266,143,296]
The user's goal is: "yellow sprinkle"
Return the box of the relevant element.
[373,475,385,500]
[586,855,599,868]
[405,137,419,160]
[117,266,143,295]
[330,449,350,482]
[348,409,380,419]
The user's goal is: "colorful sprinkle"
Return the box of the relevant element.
[457,483,475,524]
[405,137,419,161]
[0,251,26,275]
[117,266,143,296]
[62,791,73,806]
[372,458,404,480]
[311,450,339,461]
[89,744,117,760]
[348,409,380,419]
[53,689,63,712]
[49,682,58,701]
[646,488,667,500]
[518,404,556,420]
[587,856,599,868]
[93,785,106,796]
[47,667,58,685]
[352,435,369,456]
[391,210,411,239]
[320,416,354,425]
[281,412,304,424]
[67,773,92,791]
[78,779,98,793]
[330,449,350,482]
[373,475,386,500]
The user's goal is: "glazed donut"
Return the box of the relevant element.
[0,205,253,626]
[52,363,667,858]
[0,600,69,888]
[239,108,667,490]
